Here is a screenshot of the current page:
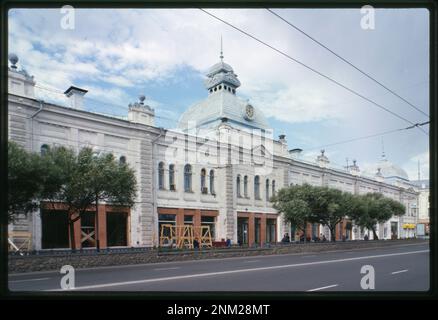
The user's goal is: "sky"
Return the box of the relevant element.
[8,8,430,180]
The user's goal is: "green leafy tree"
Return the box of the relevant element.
[273,184,363,242]
[42,146,137,251]
[272,186,312,239]
[307,187,349,242]
[351,193,406,240]
[41,146,94,251]
[88,150,137,251]
[8,141,45,222]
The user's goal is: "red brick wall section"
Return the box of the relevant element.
[260,215,267,245]
[248,213,255,246]
[98,205,107,248]
[41,202,130,249]
[238,212,278,246]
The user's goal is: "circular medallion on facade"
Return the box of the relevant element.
[244,104,255,121]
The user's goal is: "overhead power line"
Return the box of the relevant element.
[266,8,429,119]
[33,83,178,123]
[306,121,430,151]
[200,9,428,136]
[30,83,429,154]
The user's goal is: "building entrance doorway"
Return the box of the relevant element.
[107,212,128,247]
[391,222,398,239]
[237,217,249,245]
[41,210,69,249]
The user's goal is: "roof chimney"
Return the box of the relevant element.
[64,86,88,110]
[289,148,302,159]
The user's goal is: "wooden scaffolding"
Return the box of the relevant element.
[159,224,212,249]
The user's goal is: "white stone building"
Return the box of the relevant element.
[7,53,419,250]
[410,180,430,237]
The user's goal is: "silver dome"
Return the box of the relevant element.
[365,158,409,181]
[206,61,234,77]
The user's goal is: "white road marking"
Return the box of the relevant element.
[47,249,428,291]
[244,260,260,263]
[307,284,339,292]
[154,267,180,271]
[9,242,427,277]
[391,269,408,275]
[9,277,50,283]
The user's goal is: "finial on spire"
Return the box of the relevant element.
[220,35,224,61]
[381,137,386,160]
[8,53,18,69]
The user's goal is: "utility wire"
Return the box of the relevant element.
[266,8,429,118]
[29,83,429,160]
[200,9,428,136]
[306,121,429,151]
[34,83,178,123]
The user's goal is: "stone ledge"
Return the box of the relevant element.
[9,239,427,274]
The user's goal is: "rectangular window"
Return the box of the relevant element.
[266,218,276,243]
[184,215,194,225]
[201,216,215,239]
[41,210,69,249]
[106,212,128,247]
[81,212,96,248]
[158,214,176,239]
[237,217,249,245]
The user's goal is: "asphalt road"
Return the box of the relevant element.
[8,243,429,292]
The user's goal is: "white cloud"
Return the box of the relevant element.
[249,84,346,123]
[7,8,429,171]
[8,8,354,124]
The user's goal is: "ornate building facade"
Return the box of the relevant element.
[7,53,420,250]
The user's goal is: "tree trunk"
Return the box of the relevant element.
[302,222,307,243]
[372,227,379,240]
[68,212,76,253]
[329,226,336,242]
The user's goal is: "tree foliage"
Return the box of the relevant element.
[8,141,45,222]
[42,146,137,250]
[350,192,406,240]
[272,184,406,242]
[272,186,312,233]
[8,142,138,250]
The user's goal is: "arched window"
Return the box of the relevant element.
[236,175,241,198]
[119,156,126,164]
[272,180,276,197]
[184,164,192,192]
[201,168,207,193]
[210,170,215,195]
[169,164,175,191]
[158,162,165,190]
[254,176,260,200]
[41,144,49,156]
[244,176,248,198]
[266,179,270,201]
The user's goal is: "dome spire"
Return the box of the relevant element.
[204,40,241,93]
[381,137,387,161]
[220,35,224,61]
